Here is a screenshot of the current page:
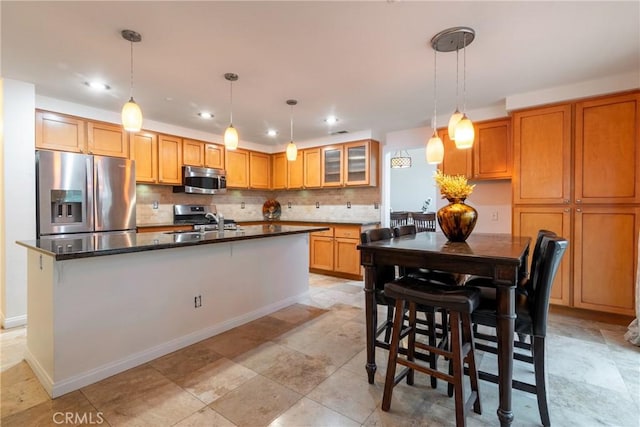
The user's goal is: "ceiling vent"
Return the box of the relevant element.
[330,130,349,135]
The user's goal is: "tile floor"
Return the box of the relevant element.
[1,273,639,426]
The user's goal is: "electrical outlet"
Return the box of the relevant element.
[374,202,379,209]
[491,211,499,221]
[347,201,351,208]
[316,202,320,208]
[152,200,159,209]
[194,295,202,308]
[241,202,245,209]
[288,201,292,208]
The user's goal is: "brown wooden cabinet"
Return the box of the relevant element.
[87,121,128,158]
[333,225,362,275]
[343,139,379,186]
[36,110,129,158]
[249,151,270,189]
[129,131,159,184]
[158,134,182,185]
[204,143,224,169]
[310,227,335,271]
[439,118,511,180]
[321,145,343,187]
[183,138,225,170]
[512,91,640,315]
[271,152,287,190]
[472,118,511,180]
[36,110,86,153]
[303,148,322,188]
[226,149,250,188]
[288,151,304,189]
[438,128,473,178]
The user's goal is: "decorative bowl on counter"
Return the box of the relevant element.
[262,199,281,220]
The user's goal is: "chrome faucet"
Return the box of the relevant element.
[204,212,218,222]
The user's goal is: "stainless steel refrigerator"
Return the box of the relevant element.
[36,150,136,238]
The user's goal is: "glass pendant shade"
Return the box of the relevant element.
[454,115,474,149]
[426,132,444,164]
[121,97,142,132]
[224,125,239,150]
[447,109,463,140]
[286,141,298,161]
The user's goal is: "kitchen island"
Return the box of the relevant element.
[17,225,327,398]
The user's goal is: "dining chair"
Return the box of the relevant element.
[361,227,446,389]
[410,212,437,232]
[468,235,568,427]
[390,211,409,228]
[382,278,482,426]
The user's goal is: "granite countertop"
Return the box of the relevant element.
[138,219,381,228]
[17,225,329,261]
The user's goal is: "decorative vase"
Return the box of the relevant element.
[437,198,478,242]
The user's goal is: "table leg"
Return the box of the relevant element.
[495,284,516,426]
[363,265,377,384]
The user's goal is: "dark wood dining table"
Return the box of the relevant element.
[358,232,531,427]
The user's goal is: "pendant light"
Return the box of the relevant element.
[390,150,412,168]
[121,30,143,132]
[426,45,444,164]
[223,73,239,150]
[447,48,463,139]
[286,99,298,161]
[454,31,475,149]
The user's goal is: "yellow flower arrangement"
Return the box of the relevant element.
[433,170,475,200]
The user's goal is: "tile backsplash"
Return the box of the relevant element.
[136,185,382,225]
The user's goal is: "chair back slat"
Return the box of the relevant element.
[393,224,417,237]
[390,212,409,227]
[411,212,436,232]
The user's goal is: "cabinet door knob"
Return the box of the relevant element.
[576,208,582,212]
[564,208,570,212]
[563,199,570,204]
[576,199,582,203]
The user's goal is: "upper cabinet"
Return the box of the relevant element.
[288,151,305,189]
[226,149,250,188]
[225,148,270,189]
[158,134,183,185]
[321,139,379,187]
[321,145,343,187]
[438,118,511,180]
[87,121,128,158]
[249,151,270,189]
[513,105,572,205]
[438,128,472,178]
[271,152,287,190]
[36,110,127,158]
[183,138,225,170]
[303,148,322,189]
[574,92,640,204]
[129,131,159,184]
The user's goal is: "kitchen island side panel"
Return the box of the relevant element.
[25,233,310,397]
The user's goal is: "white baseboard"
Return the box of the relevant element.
[43,291,309,398]
[1,313,27,329]
[25,348,54,396]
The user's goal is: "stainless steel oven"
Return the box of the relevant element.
[173,166,226,194]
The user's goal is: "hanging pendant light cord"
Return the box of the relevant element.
[455,48,459,110]
[462,34,467,113]
[129,41,134,99]
[290,104,294,141]
[432,48,438,129]
[229,81,233,124]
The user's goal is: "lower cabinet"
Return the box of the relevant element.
[309,223,375,279]
[513,205,639,315]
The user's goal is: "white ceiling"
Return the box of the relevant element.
[2,1,639,147]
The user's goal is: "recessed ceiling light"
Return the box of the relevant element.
[267,129,278,137]
[198,112,214,119]
[85,81,110,90]
[325,116,339,125]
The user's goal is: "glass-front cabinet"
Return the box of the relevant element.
[321,140,379,187]
[321,146,343,187]
[344,141,370,186]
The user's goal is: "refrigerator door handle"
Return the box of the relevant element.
[86,155,95,231]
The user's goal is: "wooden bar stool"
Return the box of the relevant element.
[382,278,482,427]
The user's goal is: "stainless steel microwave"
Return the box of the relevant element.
[173,166,227,194]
